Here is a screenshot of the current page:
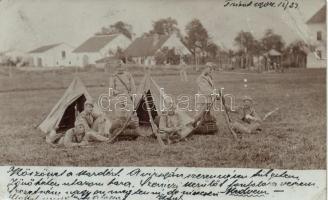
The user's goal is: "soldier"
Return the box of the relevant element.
[227,96,262,134]
[76,100,111,137]
[109,61,136,106]
[47,119,109,147]
[193,62,218,126]
[179,60,188,82]
[159,101,194,143]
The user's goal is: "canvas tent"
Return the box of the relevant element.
[133,71,192,128]
[39,76,93,133]
[133,71,166,127]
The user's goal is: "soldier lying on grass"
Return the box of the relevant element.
[46,119,109,148]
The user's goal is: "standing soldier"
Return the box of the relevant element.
[109,60,139,135]
[193,62,218,126]
[109,60,136,111]
[179,60,188,82]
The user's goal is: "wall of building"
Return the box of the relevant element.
[30,43,75,67]
[132,56,155,66]
[307,23,326,68]
[74,52,102,67]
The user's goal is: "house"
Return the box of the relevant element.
[29,43,75,67]
[72,33,131,67]
[124,33,191,66]
[306,4,326,68]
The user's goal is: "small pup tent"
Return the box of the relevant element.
[134,71,165,127]
[39,76,92,133]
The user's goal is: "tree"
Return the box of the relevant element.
[205,42,219,58]
[284,40,308,68]
[234,31,263,68]
[96,21,133,39]
[149,17,179,35]
[261,29,285,52]
[234,31,263,55]
[185,19,209,56]
[185,19,213,64]
[154,47,180,65]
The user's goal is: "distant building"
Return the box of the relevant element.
[73,33,131,67]
[29,43,75,67]
[124,33,191,66]
[306,4,326,68]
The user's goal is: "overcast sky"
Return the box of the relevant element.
[0,0,325,52]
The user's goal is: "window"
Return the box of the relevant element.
[61,51,66,59]
[317,31,322,41]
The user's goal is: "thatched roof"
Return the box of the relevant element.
[29,43,61,53]
[124,34,170,57]
[73,34,119,53]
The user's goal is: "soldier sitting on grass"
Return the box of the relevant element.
[159,101,194,144]
[226,96,262,134]
[76,100,111,137]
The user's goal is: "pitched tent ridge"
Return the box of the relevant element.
[73,34,120,53]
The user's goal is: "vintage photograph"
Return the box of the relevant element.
[0,0,326,169]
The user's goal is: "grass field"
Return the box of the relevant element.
[0,68,326,169]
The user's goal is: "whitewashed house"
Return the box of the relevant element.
[29,43,75,67]
[124,33,191,66]
[72,33,131,67]
[306,4,326,68]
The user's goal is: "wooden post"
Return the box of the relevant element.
[143,91,165,147]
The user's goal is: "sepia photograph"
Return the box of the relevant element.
[0,0,326,170]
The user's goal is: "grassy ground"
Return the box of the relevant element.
[0,68,326,169]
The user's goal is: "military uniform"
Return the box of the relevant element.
[110,71,136,97]
[57,127,87,147]
[159,110,194,141]
[194,66,216,124]
[77,110,103,132]
[179,63,188,82]
[230,97,262,134]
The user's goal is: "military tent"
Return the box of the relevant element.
[133,71,166,127]
[39,76,93,133]
[133,71,192,128]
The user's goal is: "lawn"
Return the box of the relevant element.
[0,68,326,169]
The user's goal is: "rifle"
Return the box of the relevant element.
[143,91,165,147]
[263,107,279,121]
[108,109,136,143]
[193,95,217,129]
[219,91,238,140]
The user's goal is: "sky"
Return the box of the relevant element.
[0,0,325,52]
